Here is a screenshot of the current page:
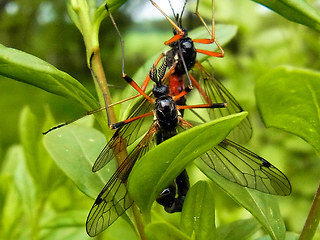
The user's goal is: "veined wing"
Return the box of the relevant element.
[178,120,290,195]
[199,139,291,195]
[191,61,252,143]
[92,94,154,172]
[86,125,157,236]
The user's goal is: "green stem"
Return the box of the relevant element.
[299,183,320,240]
[71,0,114,133]
[71,1,146,238]
[132,203,147,240]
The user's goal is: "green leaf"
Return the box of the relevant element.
[180,181,216,240]
[40,210,91,240]
[19,106,66,193]
[43,122,137,233]
[145,222,191,240]
[67,0,127,56]
[13,146,37,228]
[128,112,247,219]
[255,66,320,154]
[216,218,260,240]
[43,124,113,199]
[0,175,12,223]
[93,0,128,28]
[0,145,24,229]
[196,159,286,240]
[0,44,99,112]
[19,107,45,187]
[252,0,320,32]
[256,232,300,240]
[0,145,34,238]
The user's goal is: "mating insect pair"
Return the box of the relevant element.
[84,0,292,237]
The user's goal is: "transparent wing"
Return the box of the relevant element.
[199,139,291,195]
[92,95,154,172]
[121,91,155,145]
[191,62,252,143]
[86,125,157,236]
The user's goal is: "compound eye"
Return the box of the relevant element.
[173,28,178,35]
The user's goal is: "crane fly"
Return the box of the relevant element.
[41,1,292,237]
[86,62,228,236]
[86,62,291,237]
[119,0,252,145]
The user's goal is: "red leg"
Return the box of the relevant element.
[189,73,212,104]
[122,74,154,103]
[149,0,184,45]
[111,111,154,129]
[193,0,224,58]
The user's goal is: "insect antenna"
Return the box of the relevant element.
[157,60,167,81]
[168,0,176,21]
[149,65,159,85]
[179,0,187,25]
[105,4,126,75]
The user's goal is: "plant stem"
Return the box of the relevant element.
[72,0,114,133]
[299,183,320,240]
[90,47,117,126]
[132,203,147,240]
[72,1,146,238]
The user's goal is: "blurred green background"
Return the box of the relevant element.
[1,0,320,239]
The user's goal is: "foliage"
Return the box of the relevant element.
[0,0,320,240]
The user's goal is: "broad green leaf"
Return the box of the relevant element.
[43,123,136,233]
[101,215,140,240]
[67,0,127,61]
[0,175,11,221]
[19,107,66,193]
[13,145,37,230]
[67,0,127,36]
[43,124,113,199]
[128,112,247,218]
[42,107,69,190]
[93,0,128,28]
[1,146,31,239]
[40,210,91,240]
[196,159,286,240]
[0,145,23,176]
[255,66,320,154]
[0,44,100,112]
[256,231,300,240]
[180,181,216,240]
[252,0,320,32]
[216,218,260,240]
[145,222,191,240]
[19,107,45,188]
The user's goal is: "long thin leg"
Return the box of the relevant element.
[105,5,126,75]
[42,106,107,134]
[107,53,168,109]
[89,53,113,127]
[193,0,224,57]
[149,0,185,45]
[111,111,154,129]
[122,74,154,103]
[106,5,166,108]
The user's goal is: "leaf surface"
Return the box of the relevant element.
[255,66,320,154]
